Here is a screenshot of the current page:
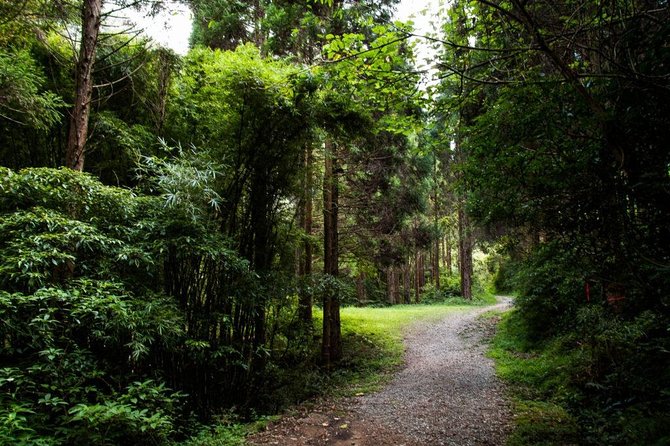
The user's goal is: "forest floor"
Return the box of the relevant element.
[247,297,513,446]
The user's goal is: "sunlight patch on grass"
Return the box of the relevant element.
[332,304,472,395]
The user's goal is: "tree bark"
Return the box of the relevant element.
[433,157,441,289]
[322,140,341,367]
[153,49,174,136]
[387,266,395,304]
[403,263,411,304]
[298,144,313,325]
[445,233,453,275]
[356,271,366,304]
[415,250,425,302]
[252,0,267,50]
[433,239,440,288]
[458,203,473,300]
[66,0,102,171]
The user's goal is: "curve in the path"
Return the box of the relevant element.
[352,297,512,446]
[248,298,512,446]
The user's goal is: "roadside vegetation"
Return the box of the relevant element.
[1,0,668,444]
[489,289,670,445]
[192,299,491,445]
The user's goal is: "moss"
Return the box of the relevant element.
[507,400,579,446]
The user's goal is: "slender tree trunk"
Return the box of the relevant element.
[154,49,174,136]
[386,267,394,304]
[356,271,366,304]
[298,144,313,325]
[66,0,102,171]
[392,267,400,304]
[413,252,420,303]
[419,252,426,289]
[403,263,411,303]
[458,204,473,299]
[322,141,341,367]
[415,250,424,302]
[252,0,264,48]
[250,179,271,372]
[433,158,441,289]
[445,233,453,275]
[395,267,402,303]
[434,239,441,288]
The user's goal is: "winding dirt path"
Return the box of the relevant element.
[248,298,513,446]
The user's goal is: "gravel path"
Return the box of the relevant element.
[248,298,513,446]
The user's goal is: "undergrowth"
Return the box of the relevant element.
[488,309,670,446]
[193,301,486,445]
[488,310,582,445]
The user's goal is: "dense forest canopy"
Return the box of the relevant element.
[0,0,668,444]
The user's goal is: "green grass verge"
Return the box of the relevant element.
[188,300,489,445]
[333,304,472,395]
[181,415,278,446]
[487,310,581,446]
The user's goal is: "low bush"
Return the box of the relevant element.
[490,302,670,445]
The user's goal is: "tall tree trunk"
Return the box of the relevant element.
[249,177,271,389]
[458,203,473,300]
[356,271,366,304]
[389,266,400,304]
[153,49,174,136]
[433,158,441,289]
[298,144,313,325]
[419,252,426,289]
[387,267,394,304]
[433,239,441,288]
[66,0,102,171]
[322,141,341,367]
[252,0,265,49]
[403,263,411,304]
[445,233,453,275]
[415,250,424,302]
[413,251,420,303]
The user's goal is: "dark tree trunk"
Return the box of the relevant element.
[433,239,441,289]
[403,263,411,304]
[356,271,366,304]
[445,233,453,275]
[153,49,174,136]
[322,141,341,367]
[458,204,473,300]
[433,158,441,289]
[249,176,271,378]
[413,253,420,303]
[414,250,424,302]
[252,0,264,48]
[298,144,313,325]
[66,0,102,171]
[387,267,401,304]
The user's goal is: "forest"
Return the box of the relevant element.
[0,0,668,444]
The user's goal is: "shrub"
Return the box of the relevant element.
[512,241,588,340]
[0,168,185,443]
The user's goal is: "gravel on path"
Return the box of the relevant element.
[248,297,513,446]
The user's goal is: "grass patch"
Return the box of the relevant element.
[333,304,472,395]
[194,300,494,445]
[181,415,278,446]
[488,310,581,445]
[508,400,579,446]
[489,308,670,446]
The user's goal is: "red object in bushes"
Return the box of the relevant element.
[585,281,590,302]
